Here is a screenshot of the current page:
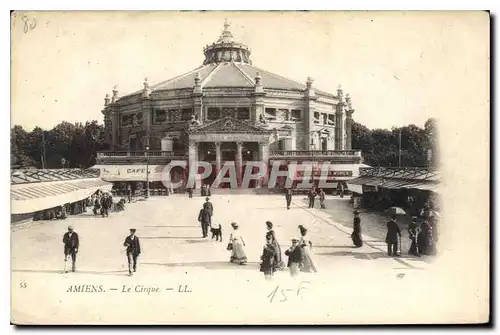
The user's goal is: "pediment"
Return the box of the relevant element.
[188,117,272,134]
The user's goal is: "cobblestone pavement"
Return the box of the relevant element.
[11,194,450,324]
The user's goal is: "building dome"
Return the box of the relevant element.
[117,19,335,98]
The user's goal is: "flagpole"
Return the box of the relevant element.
[398,130,402,168]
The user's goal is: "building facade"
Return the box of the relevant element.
[97,20,364,189]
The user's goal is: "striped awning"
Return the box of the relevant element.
[11,178,112,214]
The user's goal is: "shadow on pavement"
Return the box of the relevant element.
[316,250,428,263]
[141,236,204,239]
[12,269,130,276]
[144,226,199,228]
[142,261,261,271]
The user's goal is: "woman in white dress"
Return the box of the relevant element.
[229,222,247,265]
[298,225,317,273]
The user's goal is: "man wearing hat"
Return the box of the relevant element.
[284,237,303,278]
[123,229,141,276]
[62,225,79,273]
[386,214,401,256]
[351,210,363,247]
[204,197,214,223]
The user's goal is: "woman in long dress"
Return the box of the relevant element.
[351,210,363,247]
[408,217,421,256]
[298,225,317,273]
[260,234,277,280]
[265,221,285,270]
[229,222,247,265]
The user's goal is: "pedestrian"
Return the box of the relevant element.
[298,225,317,273]
[93,195,101,215]
[408,217,421,256]
[100,194,108,217]
[265,221,285,270]
[229,222,247,265]
[201,185,206,197]
[308,188,317,208]
[187,187,193,198]
[418,220,436,256]
[351,210,363,247]
[285,237,303,278]
[127,184,132,203]
[285,188,293,210]
[318,188,326,209]
[386,214,401,256]
[204,197,214,223]
[260,234,277,280]
[123,228,141,276]
[62,225,79,273]
[198,205,211,238]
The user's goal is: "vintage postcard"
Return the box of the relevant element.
[10,11,490,325]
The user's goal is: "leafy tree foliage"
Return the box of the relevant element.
[11,118,437,169]
[352,118,437,167]
[11,121,107,169]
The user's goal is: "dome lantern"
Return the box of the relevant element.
[203,19,252,65]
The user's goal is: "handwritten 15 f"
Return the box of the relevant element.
[267,281,311,303]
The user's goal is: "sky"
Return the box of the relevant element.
[11,11,488,131]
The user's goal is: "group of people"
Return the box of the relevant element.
[350,210,438,257]
[284,187,327,210]
[259,223,317,280]
[62,225,140,276]
[91,192,114,217]
[34,199,89,221]
[307,188,327,209]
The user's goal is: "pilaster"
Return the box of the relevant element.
[304,77,317,150]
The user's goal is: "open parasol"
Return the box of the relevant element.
[384,206,407,216]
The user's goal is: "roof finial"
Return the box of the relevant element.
[217,18,234,43]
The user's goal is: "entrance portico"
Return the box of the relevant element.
[187,117,274,187]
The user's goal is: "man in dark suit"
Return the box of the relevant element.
[386,215,401,256]
[284,238,303,277]
[63,225,79,273]
[198,205,211,238]
[204,197,214,223]
[124,228,141,276]
[308,188,317,208]
[285,188,293,210]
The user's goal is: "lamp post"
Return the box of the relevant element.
[145,143,150,199]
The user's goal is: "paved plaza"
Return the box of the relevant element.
[11,194,463,324]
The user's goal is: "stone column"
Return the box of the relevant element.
[236,141,243,186]
[215,141,222,176]
[335,86,345,150]
[345,93,355,150]
[111,110,118,149]
[193,72,204,123]
[188,140,198,186]
[304,77,317,150]
[259,143,270,187]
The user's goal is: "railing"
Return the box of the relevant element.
[270,150,362,157]
[97,151,187,158]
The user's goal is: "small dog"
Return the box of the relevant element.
[210,222,223,242]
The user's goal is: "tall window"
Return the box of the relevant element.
[237,108,250,120]
[207,107,220,121]
[154,109,167,124]
[265,108,277,121]
[181,108,192,121]
[328,114,335,126]
[291,109,302,121]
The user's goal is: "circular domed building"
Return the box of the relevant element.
[98,19,364,191]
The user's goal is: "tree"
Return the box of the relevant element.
[352,121,434,168]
